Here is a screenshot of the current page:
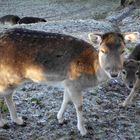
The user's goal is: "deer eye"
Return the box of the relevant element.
[122,69,126,75]
[135,71,139,76]
[106,67,111,71]
[100,49,107,54]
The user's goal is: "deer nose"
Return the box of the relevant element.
[128,83,133,89]
[111,73,118,78]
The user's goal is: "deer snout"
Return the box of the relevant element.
[106,66,122,78]
[128,82,133,89]
[105,67,120,78]
[110,71,119,78]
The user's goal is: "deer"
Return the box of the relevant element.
[120,0,136,7]
[0,28,138,136]
[122,64,140,106]
[0,15,20,25]
[18,17,46,24]
[121,44,140,106]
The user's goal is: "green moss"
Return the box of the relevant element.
[31,97,41,105]
[0,99,8,113]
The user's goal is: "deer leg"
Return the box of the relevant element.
[57,88,70,123]
[122,89,137,106]
[4,93,23,125]
[67,86,87,136]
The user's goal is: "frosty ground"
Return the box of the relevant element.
[0,0,140,140]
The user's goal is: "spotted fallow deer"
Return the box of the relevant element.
[122,64,140,106]
[0,28,138,136]
[121,44,140,89]
[121,44,140,106]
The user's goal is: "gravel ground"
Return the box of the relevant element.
[1,79,140,140]
[0,0,140,140]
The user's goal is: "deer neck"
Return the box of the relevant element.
[94,56,108,84]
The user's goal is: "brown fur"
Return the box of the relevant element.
[101,32,125,47]
[68,48,98,80]
[0,28,97,89]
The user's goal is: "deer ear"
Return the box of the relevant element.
[122,32,140,43]
[123,59,133,66]
[123,59,129,66]
[124,59,137,64]
[88,32,103,45]
[137,61,140,66]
